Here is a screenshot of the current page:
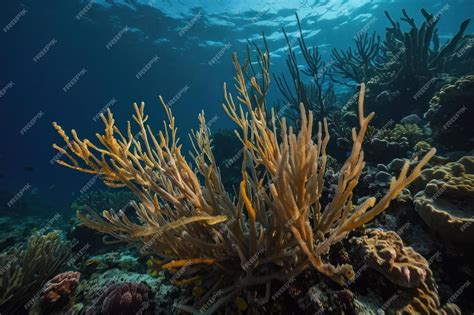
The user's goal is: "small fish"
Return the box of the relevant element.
[24,166,34,172]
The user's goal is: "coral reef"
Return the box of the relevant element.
[354,8,472,124]
[0,3,469,314]
[383,124,424,145]
[413,156,474,243]
[52,38,435,313]
[83,251,142,277]
[352,229,461,314]
[424,75,474,150]
[329,113,427,164]
[297,281,357,313]
[0,231,73,314]
[362,123,427,163]
[366,137,410,164]
[85,282,154,315]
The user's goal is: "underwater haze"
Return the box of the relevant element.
[1,0,473,314]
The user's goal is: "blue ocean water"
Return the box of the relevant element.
[1,0,472,213]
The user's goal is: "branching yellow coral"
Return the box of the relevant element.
[52,45,435,313]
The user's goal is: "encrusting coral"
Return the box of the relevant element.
[51,46,435,312]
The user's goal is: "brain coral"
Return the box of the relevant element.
[353,229,461,314]
[414,156,474,243]
[353,229,428,288]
